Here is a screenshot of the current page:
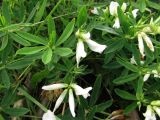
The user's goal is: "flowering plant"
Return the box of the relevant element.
[0,0,160,120]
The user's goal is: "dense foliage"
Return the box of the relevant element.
[0,0,160,120]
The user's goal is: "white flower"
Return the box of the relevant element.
[91,7,99,15]
[71,84,92,99]
[53,89,68,113]
[143,73,151,82]
[141,32,154,52]
[76,40,87,67]
[121,3,127,12]
[153,106,160,117]
[69,89,75,117]
[143,105,156,120]
[109,1,119,16]
[113,17,120,28]
[42,83,68,90]
[138,33,145,57]
[132,9,139,18]
[42,110,56,120]
[85,39,107,53]
[42,83,92,117]
[137,32,154,57]
[109,2,127,29]
[75,30,107,67]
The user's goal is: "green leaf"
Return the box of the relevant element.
[117,7,130,33]
[48,16,56,46]
[86,107,97,120]
[116,57,139,72]
[94,100,112,112]
[146,1,160,11]
[94,25,119,35]
[0,114,5,120]
[6,59,33,69]
[2,1,11,24]
[89,74,102,106]
[136,77,144,101]
[34,0,47,22]
[0,23,32,32]
[77,6,87,27]
[1,69,10,88]
[105,39,125,53]
[56,19,75,46]
[16,31,48,45]
[3,107,29,117]
[26,2,40,23]
[0,90,16,107]
[137,0,146,12]
[48,15,56,35]
[115,89,137,100]
[124,102,138,115]
[0,35,8,51]
[42,47,52,64]
[18,87,47,112]
[10,33,31,46]
[113,73,139,84]
[55,47,72,57]
[16,46,46,55]
[31,69,49,87]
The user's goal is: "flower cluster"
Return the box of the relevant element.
[42,83,92,119]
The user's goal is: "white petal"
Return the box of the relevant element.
[42,83,68,91]
[121,3,127,12]
[42,110,56,120]
[76,40,87,67]
[141,32,154,52]
[132,9,139,18]
[152,70,159,78]
[82,87,92,99]
[81,32,91,40]
[69,89,76,117]
[109,1,119,16]
[53,89,67,112]
[138,33,145,57]
[143,105,156,120]
[91,7,99,15]
[143,73,151,82]
[130,56,137,65]
[71,84,92,99]
[153,106,160,117]
[85,39,107,53]
[113,17,120,28]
